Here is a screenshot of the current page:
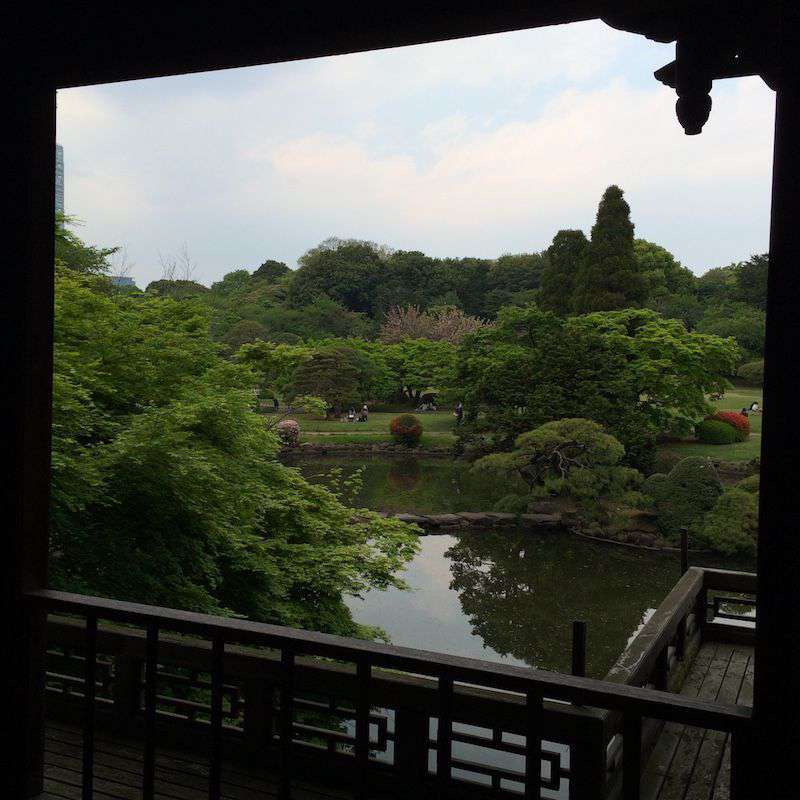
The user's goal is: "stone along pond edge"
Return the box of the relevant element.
[376,511,712,554]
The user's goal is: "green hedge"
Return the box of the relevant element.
[643,456,723,540]
[696,418,741,444]
[737,359,764,385]
[696,487,757,556]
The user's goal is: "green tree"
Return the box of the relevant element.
[473,418,641,503]
[373,250,440,315]
[455,306,737,469]
[573,186,646,312]
[384,339,457,404]
[538,230,589,315]
[237,340,312,401]
[288,238,387,315]
[735,254,768,310]
[253,259,290,283]
[483,253,545,316]
[433,257,492,317]
[222,319,269,350]
[51,262,418,637]
[696,302,766,361]
[55,214,118,274]
[289,344,377,414]
[146,279,210,298]
[696,264,739,306]
[634,239,695,301]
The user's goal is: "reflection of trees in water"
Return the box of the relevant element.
[446,531,678,677]
[387,458,422,491]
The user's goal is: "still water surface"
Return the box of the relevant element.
[346,530,680,677]
[290,455,747,677]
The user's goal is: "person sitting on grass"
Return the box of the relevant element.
[347,407,356,421]
[750,401,761,414]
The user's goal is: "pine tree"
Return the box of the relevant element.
[538,229,589,315]
[573,185,646,312]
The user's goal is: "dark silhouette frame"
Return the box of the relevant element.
[4,3,799,796]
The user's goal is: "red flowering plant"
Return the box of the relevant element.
[711,411,750,433]
[708,411,750,441]
[390,414,423,447]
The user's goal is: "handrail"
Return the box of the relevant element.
[26,587,751,734]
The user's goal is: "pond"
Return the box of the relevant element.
[346,530,682,677]
[287,455,751,678]
[288,455,509,513]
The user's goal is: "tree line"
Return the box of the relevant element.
[125,185,765,373]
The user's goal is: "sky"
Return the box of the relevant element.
[57,20,776,289]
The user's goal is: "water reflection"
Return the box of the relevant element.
[347,530,681,677]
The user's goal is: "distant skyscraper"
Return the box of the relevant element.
[55,144,64,215]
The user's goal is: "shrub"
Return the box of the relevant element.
[737,359,764,385]
[736,474,760,494]
[696,487,758,556]
[642,456,723,540]
[390,414,423,447]
[696,419,741,444]
[710,411,750,439]
[276,419,300,447]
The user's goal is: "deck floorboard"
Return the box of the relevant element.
[642,641,754,800]
[39,722,359,800]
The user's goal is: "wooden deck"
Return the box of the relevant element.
[38,721,360,800]
[641,641,754,800]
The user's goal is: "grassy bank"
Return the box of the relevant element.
[659,386,762,462]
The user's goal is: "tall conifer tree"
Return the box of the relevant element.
[573,185,646,312]
[538,229,589,315]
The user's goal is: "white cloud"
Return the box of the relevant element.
[55,22,774,286]
[250,77,773,269]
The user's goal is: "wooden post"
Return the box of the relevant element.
[112,656,142,734]
[394,708,429,792]
[243,678,274,760]
[3,76,57,799]
[755,67,800,796]
[679,528,689,576]
[571,621,587,678]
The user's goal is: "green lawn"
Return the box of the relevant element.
[293,410,457,435]
[299,432,456,446]
[660,385,763,462]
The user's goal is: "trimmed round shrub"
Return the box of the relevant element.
[710,411,750,439]
[696,487,758,556]
[276,419,300,447]
[696,419,741,444]
[643,456,723,540]
[389,414,423,447]
[737,359,764,385]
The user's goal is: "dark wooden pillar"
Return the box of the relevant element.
[3,77,57,798]
[754,76,800,794]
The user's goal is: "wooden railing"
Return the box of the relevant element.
[600,567,756,795]
[28,580,753,800]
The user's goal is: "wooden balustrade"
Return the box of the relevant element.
[28,573,754,799]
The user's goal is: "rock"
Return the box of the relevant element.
[455,512,493,523]
[520,513,563,527]
[394,514,430,525]
[430,514,467,527]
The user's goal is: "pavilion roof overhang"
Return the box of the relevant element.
[19,1,788,137]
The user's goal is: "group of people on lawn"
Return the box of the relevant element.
[340,401,465,425]
[344,404,370,423]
